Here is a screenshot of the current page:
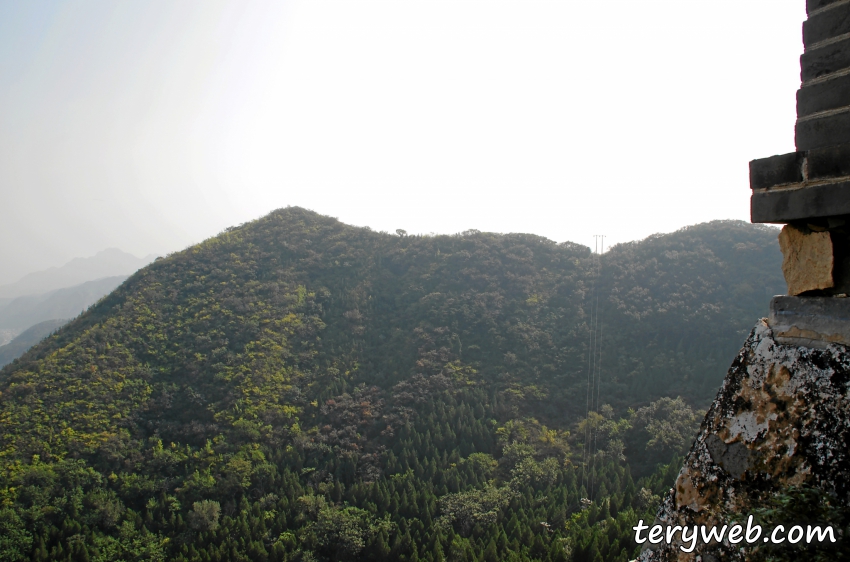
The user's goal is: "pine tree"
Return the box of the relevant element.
[483,539,499,562]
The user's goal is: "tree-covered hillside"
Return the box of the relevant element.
[0,208,783,561]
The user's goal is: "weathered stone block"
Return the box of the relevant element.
[795,109,850,150]
[638,322,850,561]
[803,2,850,47]
[751,179,850,222]
[749,152,805,189]
[778,224,834,295]
[769,295,850,347]
[797,72,850,117]
[801,36,850,82]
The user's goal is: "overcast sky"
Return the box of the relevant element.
[0,0,803,284]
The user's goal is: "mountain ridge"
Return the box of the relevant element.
[0,207,784,562]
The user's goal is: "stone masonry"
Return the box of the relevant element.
[750,0,850,301]
[639,2,850,560]
[639,322,850,561]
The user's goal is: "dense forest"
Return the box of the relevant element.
[0,208,784,561]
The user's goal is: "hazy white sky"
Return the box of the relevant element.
[0,0,803,284]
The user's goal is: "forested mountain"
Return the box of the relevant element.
[0,208,783,562]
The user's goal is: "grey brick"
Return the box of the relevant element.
[749,152,805,190]
[802,37,850,81]
[808,0,845,15]
[796,110,850,150]
[798,72,850,117]
[751,180,850,222]
[803,2,850,47]
[809,142,850,179]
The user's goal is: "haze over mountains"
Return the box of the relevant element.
[0,276,128,331]
[0,208,784,562]
[0,319,68,368]
[0,248,155,299]
[0,249,156,362]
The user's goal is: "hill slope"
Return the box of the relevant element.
[0,208,783,562]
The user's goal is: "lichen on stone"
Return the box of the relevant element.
[639,319,850,560]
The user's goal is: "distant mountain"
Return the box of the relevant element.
[0,248,155,298]
[0,318,68,368]
[0,328,16,347]
[0,275,128,330]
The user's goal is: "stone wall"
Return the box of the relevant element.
[641,4,850,558]
[639,320,850,561]
[750,0,850,297]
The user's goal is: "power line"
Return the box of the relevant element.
[580,239,596,496]
[589,235,604,501]
[581,235,604,500]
